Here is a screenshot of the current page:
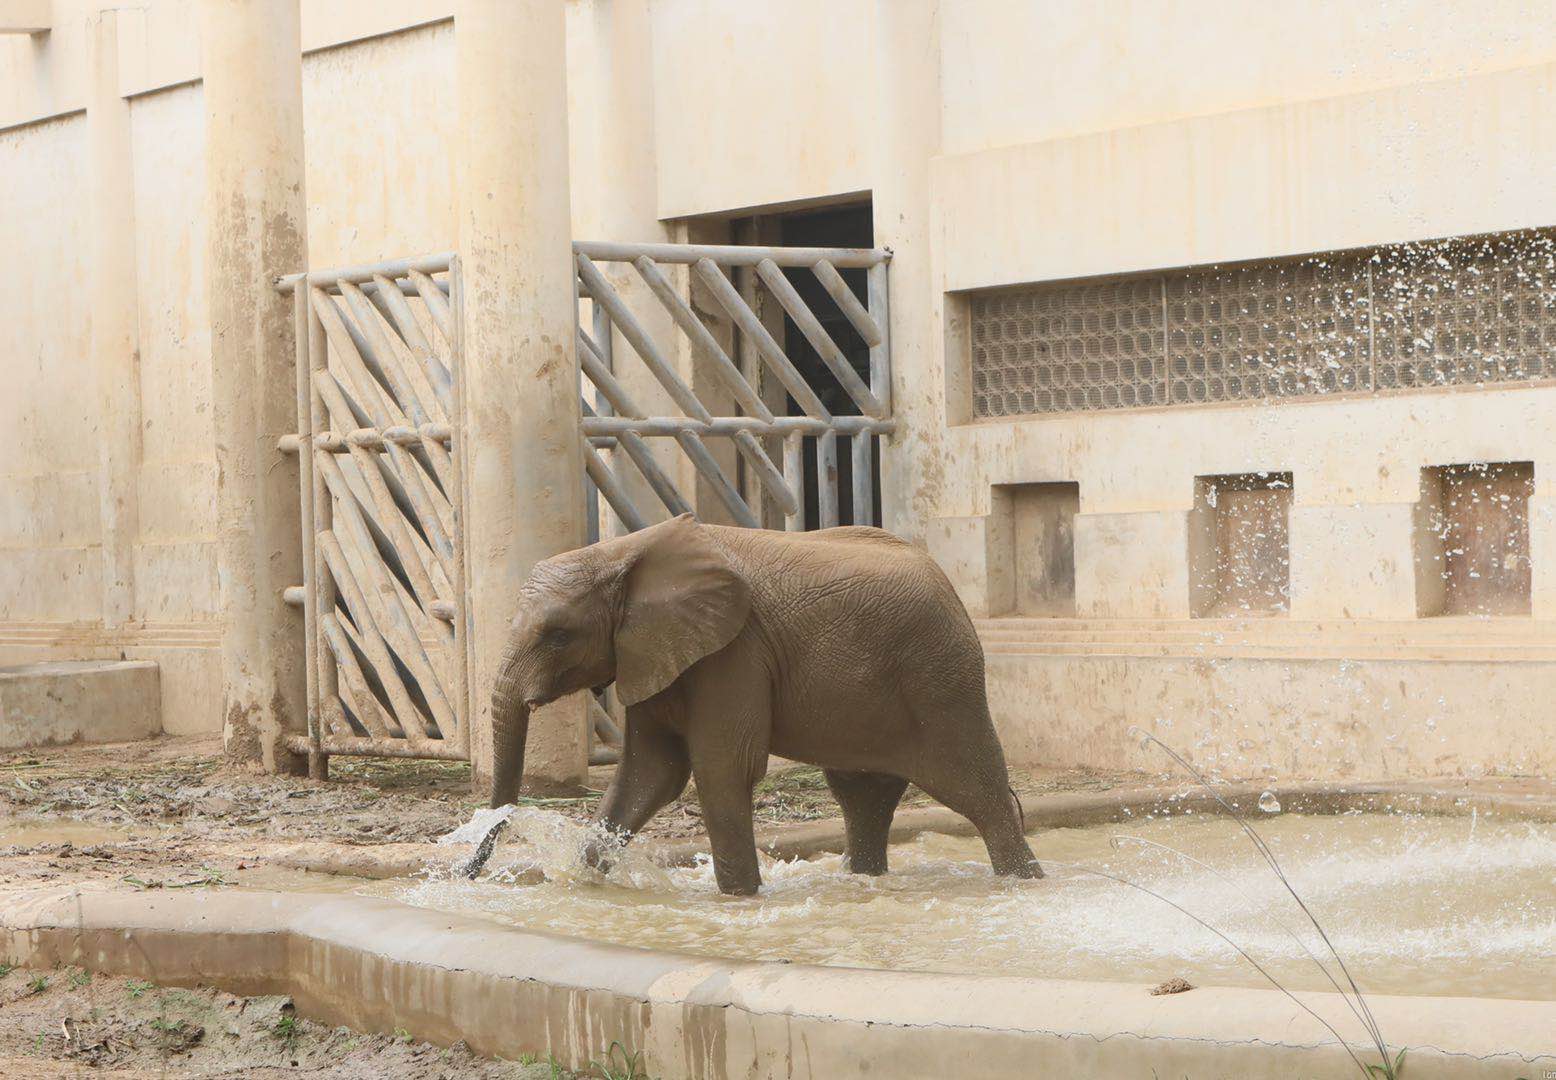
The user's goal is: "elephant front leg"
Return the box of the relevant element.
[586,708,690,874]
[689,752,762,895]
[680,641,772,895]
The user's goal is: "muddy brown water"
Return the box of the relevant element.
[367,807,1556,1001]
[7,805,1550,1002]
[0,817,155,846]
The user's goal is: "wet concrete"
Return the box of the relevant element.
[0,865,1552,1077]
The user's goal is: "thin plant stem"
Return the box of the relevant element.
[1108,833,1373,1036]
[1130,729,1392,1071]
[1043,857,1373,1079]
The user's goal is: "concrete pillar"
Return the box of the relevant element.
[457,0,589,790]
[568,0,681,536]
[201,1,309,772]
[87,10,141,629]
[872,0,943,545]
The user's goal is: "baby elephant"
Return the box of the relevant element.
[490,514,1041,895]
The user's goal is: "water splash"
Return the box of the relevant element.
[382,811,1556,1001]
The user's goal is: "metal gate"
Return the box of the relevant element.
[277,254,469,770]
[574,241,893,533]
[275,241,892,771]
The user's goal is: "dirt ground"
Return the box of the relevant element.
[0,734,1141,892]
[0,963,599,1078]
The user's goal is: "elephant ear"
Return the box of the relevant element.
[613,514,750,707]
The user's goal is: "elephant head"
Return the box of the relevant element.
[488,514,751,806]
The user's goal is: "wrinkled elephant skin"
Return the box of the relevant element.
[489,514,1041,895]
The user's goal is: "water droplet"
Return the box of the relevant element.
[1258,791,1282,814]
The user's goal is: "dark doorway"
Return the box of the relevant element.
[776,204,879,529]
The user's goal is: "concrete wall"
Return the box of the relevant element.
[2,0,1553,777]
[0,5,462,735]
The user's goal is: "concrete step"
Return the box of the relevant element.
[0,660,162,750]
[975,616,1556,638]
[980,639,1556,662]
[973,617,1556,655]
[977,628,1552,648]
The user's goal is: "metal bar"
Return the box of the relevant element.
[867,260,892,419]
[693,259,832,420]
[757,258,886,418]
[309,371,423,591]
[317,528,431,746]
[582,399,690,516]
[345,440,447,630]
[313,288,451,578]
[275,252,454,293]
[632,255,774,422]
[591,298,613,418]
[813,259,883,347]
[575,252,713,422]
[310,425,453,452]
[320,610,393,739]
[574,240,888,269]
[340,281,433,425]
[817,429,840,529]
[371,273,454,418]
[590,694,622,747]
[292,286,324,778]
[851,433,874,528]
[318,458,455,733]
[731,430,799,516]
[409,268,454,342]
[284,733,469,761]
[447,255,470,753]
[312,287,399,425]
[677,431,758,527]
[307,287,341,763]
[582,415,894,437]
[581,434,647,532]
[577,329,643,417]
[783,433,804,532]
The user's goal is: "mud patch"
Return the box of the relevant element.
[0,965,569,1077]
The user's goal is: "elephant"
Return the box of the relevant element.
[488,513,1041,895]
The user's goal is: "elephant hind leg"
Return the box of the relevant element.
[925,777,1043,879]
[910,736,1044,880]
[824,769,909,876]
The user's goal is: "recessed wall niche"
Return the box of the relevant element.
[1414,461,1534,617]
[989,483,1080,616]
[1189,472,1293,618]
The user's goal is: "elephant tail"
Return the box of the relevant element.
[1009,785,1026,833]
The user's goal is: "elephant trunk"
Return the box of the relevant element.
[489,660,531,808]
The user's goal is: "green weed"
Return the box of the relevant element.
[590,1040,653,1080]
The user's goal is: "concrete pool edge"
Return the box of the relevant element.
[0,885,1550,1079]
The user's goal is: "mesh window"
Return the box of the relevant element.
[967,231,1556,419]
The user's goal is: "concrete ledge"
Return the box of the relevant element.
[0,885,1550,1078]
[0,660,161,750]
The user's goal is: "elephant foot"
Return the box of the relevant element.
[993,853,1045,880]
[842,852,890,876]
